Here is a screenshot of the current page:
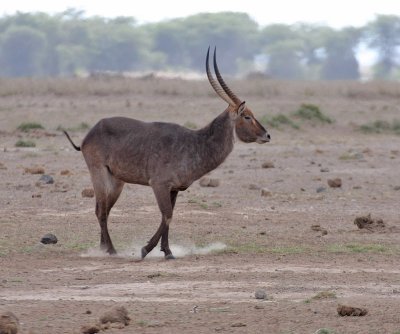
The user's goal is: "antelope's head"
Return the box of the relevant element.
[206,47,270,144]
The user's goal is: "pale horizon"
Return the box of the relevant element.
[1,0,399,28]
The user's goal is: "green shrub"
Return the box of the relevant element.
[293,103,333,124]
[359,119,400,135]
[15,140,36,147]
[17,122,44,132]
[260,114,300,129]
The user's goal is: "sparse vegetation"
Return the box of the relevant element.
[261,114,300,129]
[15,139,36,147]
[359,119,400,135]
[312,291,337,300]
[315,329,336,334]
[293,103,333,124]
[17,122,44,132]
[327,243,392,254]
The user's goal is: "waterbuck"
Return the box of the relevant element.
[64,47,270,260]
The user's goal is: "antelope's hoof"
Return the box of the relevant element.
[165,254,176,260]
[141,247,148,259]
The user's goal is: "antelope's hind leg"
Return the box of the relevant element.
[90,166,124,255]
[141,186,176,260]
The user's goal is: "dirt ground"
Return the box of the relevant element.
[0,77,400,334]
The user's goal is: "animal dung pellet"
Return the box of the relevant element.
[327,178,342,188]
[24,166,45,174]
[0,311,19,334]
[261,161,275,168]
[199,177,220,187]
[337,304,368,316]
[81,324,100,334]
[81,188,95,198]
[261,188,272,197]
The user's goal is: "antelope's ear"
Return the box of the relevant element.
[237,101,246,116]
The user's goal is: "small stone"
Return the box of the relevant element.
[328,178,342,188]
[82,188,95,198]
[99,306,130,326]
[249,184,261,190]
[316,186,326,193]
[393,185,400,191]
[38,174,54,184]
[60,169,71,176]
[261,188,272,197]
[41,233,58,244]
[255,289,268,300]
[261,161,275,168]
[320,167,329,172]
[199,177,220,187]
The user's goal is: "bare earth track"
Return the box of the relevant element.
[0,77,400,333]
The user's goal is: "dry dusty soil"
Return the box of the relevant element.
[0,77,400,333]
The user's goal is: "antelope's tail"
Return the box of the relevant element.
[63,130,81,151]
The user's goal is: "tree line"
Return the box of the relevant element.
[0,9,399,80]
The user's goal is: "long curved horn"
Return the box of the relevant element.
[206,46,234,106]
[213,47,241,105]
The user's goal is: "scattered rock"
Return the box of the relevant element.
[316,186,326,193]
[354,214,385,231]
[81,324,100,334]
[311,224,328,235]
[255,289,268,300]
[231,322,246,327]
[82,188,95,198]
[337,304,368,316]
[0,162,7,170]
[31,193,42,198]
[60,169,71,176]
[248,184,261,190]
[0,311,19,334]
[393,185,400,191]
[24,166,45,174]
[199,177,220,187]
[320,167,329,172]
[328,178,342,188]
[40,233,58,245]
[261,161,275,168]
[261,188,272,197]
[36,175,54,186]
[99,306,130,326]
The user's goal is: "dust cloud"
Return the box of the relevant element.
[80,242,226,259]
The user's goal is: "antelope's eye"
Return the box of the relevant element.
[244,115,252,120]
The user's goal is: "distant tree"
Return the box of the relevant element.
[87,17,146,72]
[294,24,332,79]
[260,24,304,79]
[0,25,47,76]
[320,27,361,80]
[366,14,400,79]
[151,12,260,73]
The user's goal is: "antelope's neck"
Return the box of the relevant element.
[195,110,235,174]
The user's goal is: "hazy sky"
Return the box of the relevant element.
[1,0,399,27]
